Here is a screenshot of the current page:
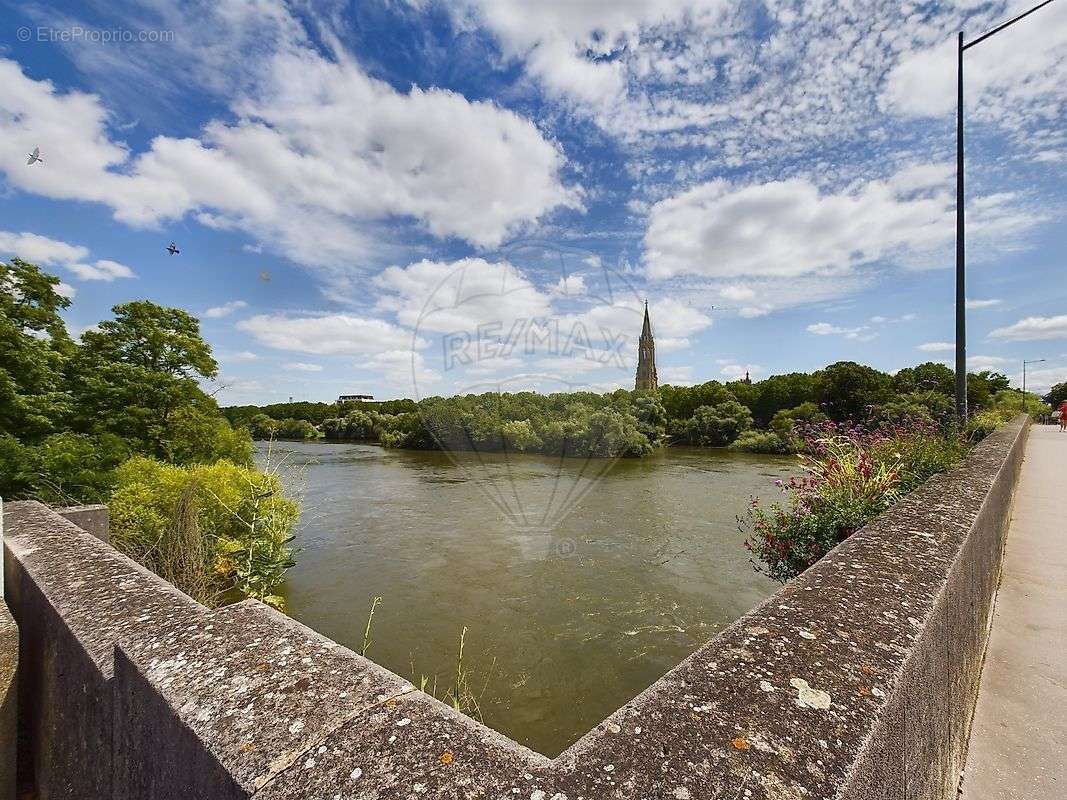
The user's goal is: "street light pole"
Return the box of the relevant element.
[955,31,966,419]
[1023,358,1047,394]
[954,0,1058,420]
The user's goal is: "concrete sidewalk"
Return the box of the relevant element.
[962,424,1067,799]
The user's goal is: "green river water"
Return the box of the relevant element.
[258,440,793,756]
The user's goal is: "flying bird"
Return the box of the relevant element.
[27,147,43,165]
[166,242,180,255]
[258,270,271,283]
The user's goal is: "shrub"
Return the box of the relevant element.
[731,430,796,454]
[109,456,297,607]
[0,431,130,504]
[743,420,969,582]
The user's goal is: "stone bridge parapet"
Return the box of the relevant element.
[2,416,1029,799]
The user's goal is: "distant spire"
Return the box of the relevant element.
[635,300,658,392]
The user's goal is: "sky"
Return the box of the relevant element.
[1,0,1065,405]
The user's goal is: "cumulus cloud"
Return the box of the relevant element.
[0,230,135,282]
[238,313,425,355]
[990,315,1067,342]
[0,230,89,265]
[807,322,875,341]
[644,169,952,280]
[374,257,553,333]
[968,355,1010,371]
[883,2,1067,132]
[66,259,136,282]
[0,38,579,270]
[918,341,955,352]
[203,300,249,319]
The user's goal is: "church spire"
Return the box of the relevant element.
[635,300,658,392]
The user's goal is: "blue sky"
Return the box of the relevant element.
[1,0,1065,404]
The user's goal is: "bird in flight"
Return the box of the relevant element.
[26,147,43,165]
[166,242,180,255]
[258,270,271,283]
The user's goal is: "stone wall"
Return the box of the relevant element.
[1,416,1029,799]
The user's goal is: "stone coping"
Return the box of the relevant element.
[3,416,1029,799]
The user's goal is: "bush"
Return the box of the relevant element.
[109,456,298,608]
[743,420,968,582]
[731,430,796,454]
[0,432,130,504]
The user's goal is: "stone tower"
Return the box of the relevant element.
[634,301,658,392]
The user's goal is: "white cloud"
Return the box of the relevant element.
[883,2,1067,131]
[1018,365,1067,394]
[204,300,249,319]
[720,284,755,302]
[659,365,694,385]
[990,315,1067,342]
[918,341,955,352]
[0,42,579,270]
[644,169,955,281]
[374,258,553,333]
[966,298,1001,309]
[0,230,134,282]
[719,363,760,380]
[238,313,424,355]
[283,362,323,372]
[0,230,88,265]
[551,274,587,296]
[221,350,259,362]
[807,322,872,340]
[66,259,136,282]
[968,355,1010,371]
[55,282,76,299]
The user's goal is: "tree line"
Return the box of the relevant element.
[231,359,1045,457]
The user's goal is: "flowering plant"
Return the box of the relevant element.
[743,419,966,581]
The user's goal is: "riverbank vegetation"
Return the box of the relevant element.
[0,259,297,607]
[741,404,1022,582]
[231,360,1045,460]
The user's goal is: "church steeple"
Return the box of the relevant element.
[635,300,658,392]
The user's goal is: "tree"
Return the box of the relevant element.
[69,301,239,463]
[747,373,818,425]
[0,259,74,439]
[632,393,668,446]
[967,370,1011,410]
[1045,382,1067,408]
[893,362,954,397]
[683,401,753,446]
[816,361,892,421]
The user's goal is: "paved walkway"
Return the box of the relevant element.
[962,424,1067,799]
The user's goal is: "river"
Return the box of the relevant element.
[257,440,794,756]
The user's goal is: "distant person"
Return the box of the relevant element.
[1060,401,1067,431]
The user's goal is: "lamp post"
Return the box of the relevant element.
[1022,358,1046,394]
[954,0,1058,420]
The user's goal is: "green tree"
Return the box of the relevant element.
[892,362,955,397]
[816,361,892,421]
[632,393,668,446]
[1045,382,1067,408]
[683,401,753,446]
[0,259,74,439]
[747,373,819,425]
[69,301,242,464]
[968,371,1011,410]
